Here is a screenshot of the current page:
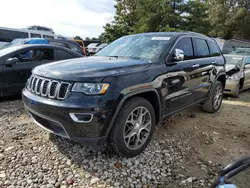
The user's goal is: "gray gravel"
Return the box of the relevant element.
[0,98,221,188]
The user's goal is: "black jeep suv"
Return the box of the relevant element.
[22,32,226,157]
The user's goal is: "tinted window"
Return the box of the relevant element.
[55,49,74,60]
[31,33,41,38]
[173,37,193,60]
[43,35,54,39]
[68,44,81,53]
[0,29,28,42]
[12,49,54,63]
[193,38,210,58]
[50,41,66,48]
[208,41,221,56]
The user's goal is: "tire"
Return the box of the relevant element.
[109,97,156,157]
[232,81,240,98]
[202,81,223,113]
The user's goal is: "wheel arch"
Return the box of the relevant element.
[105,88,162,138]
[217,73,226,88]
[239,77,244,90]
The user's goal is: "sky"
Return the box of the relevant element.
[0,0,116,38]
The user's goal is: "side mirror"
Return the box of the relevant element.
[245,64,250,69]
[173,49,184,61]
[6,57,20,66]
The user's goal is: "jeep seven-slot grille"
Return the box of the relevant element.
[26,75,71,100]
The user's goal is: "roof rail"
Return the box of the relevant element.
[185,31,208,37]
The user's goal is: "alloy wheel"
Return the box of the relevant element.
[213,85,223,110]
[123,107,152,150]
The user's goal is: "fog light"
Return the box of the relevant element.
[69,113,93,123]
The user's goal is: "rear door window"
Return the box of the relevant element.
[193,38,210,58]
[55,49,75,60]
[208,41,221,57]
[68,44,81,53]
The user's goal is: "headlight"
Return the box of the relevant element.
[228,75,239,81]
[227,72,243,81]
[72,83,109,95]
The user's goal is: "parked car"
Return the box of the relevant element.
[0,44,83,96]
[90,43,108,55]
[96,43,108,52]
[1,38,84,56]
[224,54,250,97]
[23,32,230,157]
[87,43,100,55]
[48,39,85,55]
[0,38,49,49]
[73,40,87,56]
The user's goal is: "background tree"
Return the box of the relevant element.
[74,36,83,40]
[208,0,250,39]
[103,0,250,42]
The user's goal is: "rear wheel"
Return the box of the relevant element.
[202,81,223,113]
[109,97,155,157]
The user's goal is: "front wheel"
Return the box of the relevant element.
[109,97,156,157]
[202,81,223,113]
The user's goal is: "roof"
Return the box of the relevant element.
[18,44,67,49]
[48,38,81,46]
[126,31,210,40]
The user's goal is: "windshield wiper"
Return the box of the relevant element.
[106,55,120,58]
[105,55,150,62]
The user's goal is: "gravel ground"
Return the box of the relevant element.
[0,91,249,188]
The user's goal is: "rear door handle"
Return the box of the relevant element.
[192,64,200,68]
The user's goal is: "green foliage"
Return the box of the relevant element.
[103,0,250,42]
[208,0,250,39]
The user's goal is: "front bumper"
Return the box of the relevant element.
[22,89,113,149]
[224,80,238,95]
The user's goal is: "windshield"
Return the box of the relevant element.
[96,35,172,61]
[0,39,24,49]
[225,56,244,67]
[231,48,250,55]
[0,45,24,57]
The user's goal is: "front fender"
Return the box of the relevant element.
[104,88,161,138]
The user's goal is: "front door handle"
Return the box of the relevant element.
[192,64,200,68]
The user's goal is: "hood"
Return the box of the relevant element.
[225,64,241,76]
[32,56,151,82]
